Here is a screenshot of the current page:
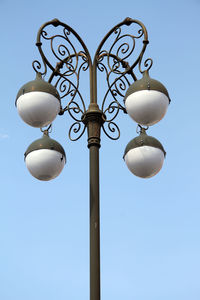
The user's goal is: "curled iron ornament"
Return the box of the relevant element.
[32,18,92,141]
[68,121,86,141]
[94,17,152,140]
[136,124,149,134]
[102,121,120,140]
[32,17,152,141]
[40,124,52,134]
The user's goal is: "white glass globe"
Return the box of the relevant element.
[125,90,169,126]
[25,149,66,181]
[124,145,165,178]
[17,91,60,128]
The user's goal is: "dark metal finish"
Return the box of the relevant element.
[124,70,170,102]
[94,17,152,140]
[89,142,101,300]
[16,73,60,106]
[30,18,156,300]
[82,103,105,300]
[123,127,166,158]
[82,103,106,148]
[32,17,152,142]
[33,18,91,141]
[24,131,66,160]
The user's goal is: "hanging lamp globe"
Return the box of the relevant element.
[124,71,170,126]
[24,132,66,181]
[124,129,166,178]
[16,73,61,128]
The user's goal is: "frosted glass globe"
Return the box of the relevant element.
[125,90,169,126]
[25,149,66,181]
[124,145,165,178]
[17,91,60,128]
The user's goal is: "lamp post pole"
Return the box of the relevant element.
[16,17,170,300]
[88,116,101,300]
[82,45,106,299]
[83,105,104,300]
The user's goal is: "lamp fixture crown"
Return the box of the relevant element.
[16,73,60,106]
[123,128,166,159]
[124,71,170,102]
[24,131,66,160]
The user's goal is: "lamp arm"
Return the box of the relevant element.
[31,18,153,142]
[32,19,94,141]
[92,17,153,140]
[33,18,92,76]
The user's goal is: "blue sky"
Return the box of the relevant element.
[0,0,200,299]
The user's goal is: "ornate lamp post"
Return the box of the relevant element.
[16,17,170,300]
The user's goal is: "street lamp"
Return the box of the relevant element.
[24,130,66,181]
[124,126,166,178]
[16,17,170,300]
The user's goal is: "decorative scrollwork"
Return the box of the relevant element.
[139,58,153,74]
[68,121,86,141]
[102,121,120,140]
[32,18,152,142]
[94,17,152,140]
[32,59,47,75]
[32,18,92,141]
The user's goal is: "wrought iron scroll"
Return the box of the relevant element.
[32,19,92,141]
[32,18,153,142]
[94,17,153,140]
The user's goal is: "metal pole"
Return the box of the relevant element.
[90,144,100,300]
[83,104,105,300]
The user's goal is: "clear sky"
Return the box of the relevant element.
[0,0,200,299]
